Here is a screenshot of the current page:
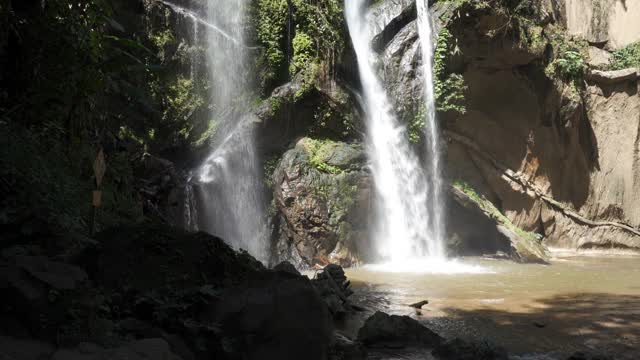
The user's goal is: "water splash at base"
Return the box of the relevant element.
[364,257,494,274]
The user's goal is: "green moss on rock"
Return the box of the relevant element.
[609,42,640,70]
[453,180,549,262]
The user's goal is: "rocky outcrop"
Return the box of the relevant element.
[369,0,415,52]
[254,72,363,154]
[587,68,639,84]
[563,0,640,49]
[270,138,372,268]
[448,186,550,263]
[376,1,455,124]
[587,46,612,68]
[311,264,355,319]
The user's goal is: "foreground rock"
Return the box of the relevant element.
[312,264,355,319]
[330,332,367,360]
[358,312,443,348]
[212,270,333,360]
[51,338,183,360]
[566,351,614,360]
[432,338,508,360]
[270,138,373,268]
[1,224,337,360]
[0,253,90,339]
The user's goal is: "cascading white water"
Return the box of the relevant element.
[167,0,267,261]
[416,0,445,257]
[345,0,440,262]
[196,0,267,261]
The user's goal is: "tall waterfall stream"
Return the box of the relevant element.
[345,0,455,269]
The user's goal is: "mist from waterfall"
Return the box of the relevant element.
[416,0,445,258]
[176,0,267,261]
[345,0,442,262]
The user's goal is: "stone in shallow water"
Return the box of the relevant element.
[357,311,442,348]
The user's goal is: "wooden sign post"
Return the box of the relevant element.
[91,148,106,236]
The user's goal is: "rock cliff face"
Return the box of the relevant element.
[563,0,640,49]
[372,0,640,253]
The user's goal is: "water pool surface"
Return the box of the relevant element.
[343,254,640,359]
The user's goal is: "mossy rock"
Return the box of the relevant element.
[270,138,372,267]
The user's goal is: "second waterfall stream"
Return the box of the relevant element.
[345,0,449,268]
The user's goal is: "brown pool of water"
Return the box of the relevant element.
[343,254,640,359]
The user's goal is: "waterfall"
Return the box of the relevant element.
[174,0,267,261]
[345,0,442,263]
[416,0,445,258]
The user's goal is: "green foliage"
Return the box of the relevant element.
[304,139,344,174]
[1,0,211,237]
[437,74,468,113]
[310,103,357,140]
[290,31,314,76]
[294,62,321,101]
[150,29,176,61]
[433,29,468,114]
[161,77,205,142]
[290,0,344,64]
[0,126,142,241]
[254,0,345,89]
[192,120,219,148]
[545,33,587,85]
[255,0,289,86]
[262,155,281,189]
[609,42,640,70]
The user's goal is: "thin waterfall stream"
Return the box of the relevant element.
[177,0,268,261]
[417,0,445,258]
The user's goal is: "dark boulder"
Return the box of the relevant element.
[86,224,264,293]
[432,338,508,360]
[0,255,89,339]
[272,260,300,276]
[566,351,614,360]
[357,312,442,348]
[50,338,183,360]
[312,264,355,319]
[0,336,55,360]
[210,270,333,360]
[330,332,367,360]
